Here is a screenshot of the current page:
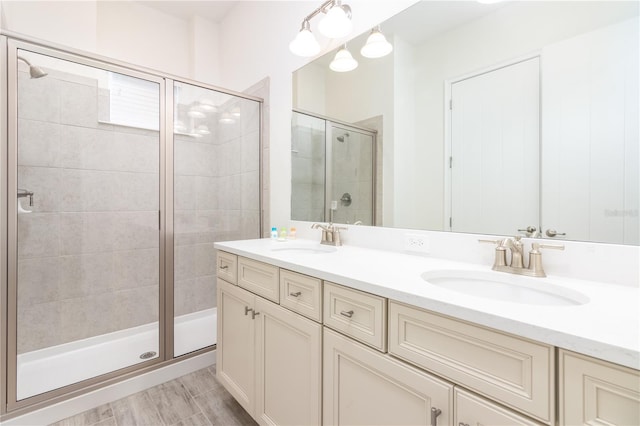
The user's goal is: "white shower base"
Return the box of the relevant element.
[17,308,216,400]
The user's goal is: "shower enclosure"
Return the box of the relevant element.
[1,36,261,415]
[291,110,376,225]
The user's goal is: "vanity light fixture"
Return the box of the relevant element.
[289,0,352,57]
[187,103,206,118]
[289,20,321,57]
[199,98,217,112]
[195,125,210,135]
[330,44,358,72]
[360,26,393,58]
[318,0,352,39]
[219,112,235,124]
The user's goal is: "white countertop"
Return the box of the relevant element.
[215,238,640,370]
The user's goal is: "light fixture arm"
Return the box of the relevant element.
[302,0,351,25]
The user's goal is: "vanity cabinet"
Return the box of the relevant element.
[216,249,638,426]
[217,266,322,426]
[323,327,453,426]
[559,349,640,426]
[388,301,554,424]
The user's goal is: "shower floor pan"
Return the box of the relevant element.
[16,308,216,400]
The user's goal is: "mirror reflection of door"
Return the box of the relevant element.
[448,57,540,236]
[328,125,375,225]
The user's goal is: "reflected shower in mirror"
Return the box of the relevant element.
[292,1,639,245]
[292,111,377,225]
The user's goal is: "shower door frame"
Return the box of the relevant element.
[3,37,169,413]
[0,32,264,418]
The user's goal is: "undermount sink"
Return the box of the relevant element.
[421,270,589,306]
[270,243,337,254]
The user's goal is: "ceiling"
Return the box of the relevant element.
[135,1,238,22]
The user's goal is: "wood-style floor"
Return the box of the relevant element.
[49,366,256,426]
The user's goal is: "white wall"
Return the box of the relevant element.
[0,0,221,85]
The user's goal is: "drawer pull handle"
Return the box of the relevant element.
[458,423,469,426]
[252,311,260,320]
[219,265,229,270]
[340,310,354,318]
[290,291,302,297]
[244,306,253,316]
[431,407,442,426]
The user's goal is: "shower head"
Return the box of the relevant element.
[17,56,48,79]
[337,132,350,142]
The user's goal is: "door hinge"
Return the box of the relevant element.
[159,210,161,230]
[449,99,452,110]
[449,217,452,228]
[449,156,453,168]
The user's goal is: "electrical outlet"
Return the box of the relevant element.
[404,233,430,254]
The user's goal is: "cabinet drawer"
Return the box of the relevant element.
[324,328,453,426]
[280,269,322,323]
[559,350,640,426]
[216,251,237,284]
[389,301,554,424]
[323,282,387,352]
[455,388,543,426]
[238,257,280,303]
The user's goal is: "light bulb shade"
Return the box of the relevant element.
[360,29,393,58]
[330,47,358,72]
[199,99,217,112]
[318,5,352,38]
[219,112,235,124]
[289,27,321,57]
[195,125,210,135]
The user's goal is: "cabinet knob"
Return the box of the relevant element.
[251,310,260,320]
[219,264,229,270]
[340,310,354,318]
[430,407,442,426]
[290,291,302,297]
[244,306,253,316]
[458,423,470,426]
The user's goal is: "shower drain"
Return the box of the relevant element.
[139,351,157,359]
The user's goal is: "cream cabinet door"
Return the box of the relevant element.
[217,279,256,415]
[255,298,322,426]
[455,388,543,426]
[323,328,453,426]
[560,350,640,426]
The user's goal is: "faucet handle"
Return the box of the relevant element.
[478,239,502,246]
[531,242,565,252]
[528,243,564,277]
[479,239,507,268]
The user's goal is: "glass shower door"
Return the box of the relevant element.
[172,81,260,357]
[328,124,375,225]
[11,48,163,401]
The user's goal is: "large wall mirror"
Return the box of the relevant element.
[292,1,639,245]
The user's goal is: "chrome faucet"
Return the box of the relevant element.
[311,223,346,246]
[479,236,564,277]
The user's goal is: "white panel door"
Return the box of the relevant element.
[450,57,540,235]
[542,18,639,244]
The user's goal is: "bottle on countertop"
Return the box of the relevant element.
[278,227,287,241]
[271,227,278,240]
[288,227,297,240]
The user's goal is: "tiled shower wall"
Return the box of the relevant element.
[331,131,374,226]
[17,68,160,354]
[173,93,261,317]
[291,113,325,222]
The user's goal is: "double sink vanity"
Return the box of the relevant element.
[214,237,639,426]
